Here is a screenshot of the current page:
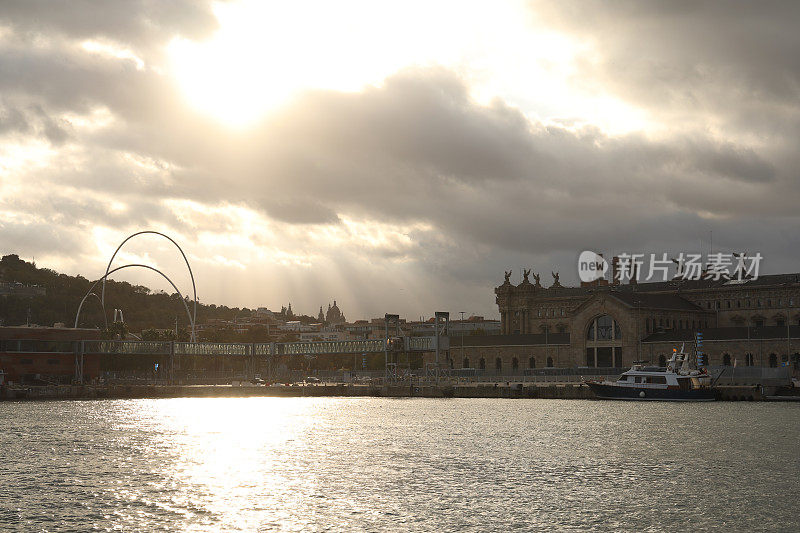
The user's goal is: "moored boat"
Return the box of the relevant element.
[585,345,716,401]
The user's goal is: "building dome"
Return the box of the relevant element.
[325,300,346,325]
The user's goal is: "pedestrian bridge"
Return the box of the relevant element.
[78,336,447,357]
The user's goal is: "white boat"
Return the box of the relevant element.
[586,344,716,401]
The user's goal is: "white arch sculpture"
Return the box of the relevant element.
[75,264,195,341]
[100,231,197,341]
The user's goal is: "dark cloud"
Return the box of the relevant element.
[532,1,800,137]
[0,1,223,57]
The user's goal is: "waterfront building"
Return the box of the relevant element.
[449,266,800,373]
[0,325,102,383]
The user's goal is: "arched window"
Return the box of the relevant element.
[546,356,553,367]
[769,353,778,368]
[495,357,502,371]
[529,357,536,369]
[512,357,519,370]
[745,353,754,366]
[463,357,470,369]
[479,358,486,370]
[723,353,731,366]
[658,354,667,367]
[585,315,622,367]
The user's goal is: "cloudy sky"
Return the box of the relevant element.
[1,1,799,319]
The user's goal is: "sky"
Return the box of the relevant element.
[1,1,800,320]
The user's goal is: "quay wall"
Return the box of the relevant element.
[1,383,783,401]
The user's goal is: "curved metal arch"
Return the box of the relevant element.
[101,231,197,341]
[76,263,195,341]
[73,292,109,330]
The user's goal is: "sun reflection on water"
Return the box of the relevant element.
[138,398,321,531]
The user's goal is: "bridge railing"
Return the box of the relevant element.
[70,337,438,357]
[174,342,250,356]
[275,339,386,356]
[82,340,171,355]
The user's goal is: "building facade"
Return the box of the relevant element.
[449,271,800,373]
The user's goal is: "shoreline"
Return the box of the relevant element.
[1,383,785,402]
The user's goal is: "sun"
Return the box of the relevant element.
[167,0,648,134]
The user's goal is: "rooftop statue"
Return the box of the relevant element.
[523,269,531,283]
[551,271,561,287]
[504,270,512,283]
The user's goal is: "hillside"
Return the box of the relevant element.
[0,254,252,334]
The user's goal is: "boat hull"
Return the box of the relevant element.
[586,382,716,402]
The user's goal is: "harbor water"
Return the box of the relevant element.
[1,398,798,532]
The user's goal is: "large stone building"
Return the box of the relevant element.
[450,269,800,373]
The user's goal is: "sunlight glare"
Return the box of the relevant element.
[165,0,650,133]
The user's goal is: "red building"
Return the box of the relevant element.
[0,326,102,383]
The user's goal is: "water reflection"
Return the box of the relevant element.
[1,398,799,532]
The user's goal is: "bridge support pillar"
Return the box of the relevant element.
[74,341,84,384]
[169,341,175,385]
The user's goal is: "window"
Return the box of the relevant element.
[495,357,502,371]
[479,358,486,370]
[723,353,731,366]
[585,315,623,367]
[20,358,33,365]
[727,301,731,308]
[737,300,741,308]
[768,299,772,307]
[47,359,59,365]
[512,357,519,370]
[645,376,667,384]
[755,319,764,327]
[769,353,778,368]
[463,357,470,368]
[528,357,536,369]
[777,318,786,327]
[745,353,754,366]
[658,354,667,367]
[546,356,554,367]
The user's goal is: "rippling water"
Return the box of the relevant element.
[1,398,798,532]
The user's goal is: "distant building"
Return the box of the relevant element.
[324,300,346,325]
[0,282,46,298]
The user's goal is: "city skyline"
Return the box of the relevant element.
[2,1,800,319]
